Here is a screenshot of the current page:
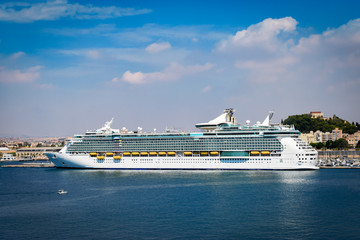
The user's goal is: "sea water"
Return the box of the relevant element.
[0,168,359,240]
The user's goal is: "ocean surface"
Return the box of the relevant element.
[0,168,359,240]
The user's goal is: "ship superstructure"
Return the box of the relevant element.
[45,109,319,170]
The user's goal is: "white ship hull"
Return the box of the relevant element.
[45,153,318,170]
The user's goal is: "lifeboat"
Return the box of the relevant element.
[261,151,270,155]
[106,152,114,156]
[250,151,260,155]
[167,152,176,156]
[132,152,140,156]
[184,151,192,156]
[149,152,157,156]
[113,156,121,160]
[123,152,131,156]
[210,151,219,155]
[141,152,148,156]
[89,152,97,156]
[158,152,166,156]
[97,156,105,160]
[200,151,208,156]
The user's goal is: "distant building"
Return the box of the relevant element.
[323,132,331,142]
[345,131,360,148]
[331,128,343,141]
[314,130,331,143]
[310,111,324,118]
[300,131,316,143]
[345,134,357,148]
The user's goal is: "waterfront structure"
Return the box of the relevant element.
[45,109,318,170]
[16,147,62,160]
[0,153,16,161]
[318,150,360,160]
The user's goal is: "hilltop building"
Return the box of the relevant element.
[310,111,324,119]
[309,111,331,120]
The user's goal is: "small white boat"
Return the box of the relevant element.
[58,189,68,194]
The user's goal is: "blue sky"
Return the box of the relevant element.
[0,0,359,137]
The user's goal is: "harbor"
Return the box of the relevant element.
[1,162,55,168]
[1,167,360,240]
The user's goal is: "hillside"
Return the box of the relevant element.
[282,114,360,134]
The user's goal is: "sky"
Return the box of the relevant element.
[0,0,359,137]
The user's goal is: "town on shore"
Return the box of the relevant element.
[1,111,360,168]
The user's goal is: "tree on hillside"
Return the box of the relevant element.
[283,114,358,134]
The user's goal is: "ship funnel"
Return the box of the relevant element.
[96,118,119,134]
[260,111,274,126]
[195,108,235,130]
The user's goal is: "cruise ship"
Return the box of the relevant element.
[45,109,319,170]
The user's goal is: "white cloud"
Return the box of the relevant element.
[59,47,190,66]
[202,85,212,93]
[111,77,119,82]
[119,62,214,84]
[105,24,229,44]
[0,65,43,83]
[86,50,100,59]
[38,83,55,89]
[213,17,360,90]
[217,17,298,52]
[0,0,151,23]
[145,42,171,53]
[234,56,298,83]
[9,51,26,60]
